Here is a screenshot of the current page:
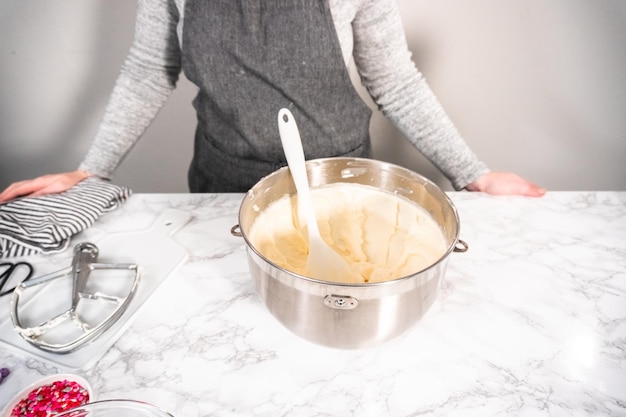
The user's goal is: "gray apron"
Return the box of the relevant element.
[182,0,372,192]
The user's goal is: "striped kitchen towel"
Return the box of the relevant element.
[0,178,131,258]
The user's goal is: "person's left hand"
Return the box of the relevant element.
[466,172,546,197]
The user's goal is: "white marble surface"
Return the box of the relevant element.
[1,192,625,416]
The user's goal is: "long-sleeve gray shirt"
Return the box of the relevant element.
[79,0,489,190]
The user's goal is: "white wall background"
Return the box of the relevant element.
[1,0,625,193]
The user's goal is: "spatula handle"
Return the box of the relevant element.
[277,108,317,233]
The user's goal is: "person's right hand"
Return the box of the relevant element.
[0,170,92,203]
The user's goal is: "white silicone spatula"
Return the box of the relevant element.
[277,108,351,282]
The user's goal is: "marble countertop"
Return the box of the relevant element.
[1,191,625,416]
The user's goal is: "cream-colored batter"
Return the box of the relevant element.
[248,183,447,283]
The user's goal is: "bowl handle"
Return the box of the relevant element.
[230,224,243,237]
[454,239,469,253]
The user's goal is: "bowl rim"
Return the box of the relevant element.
[54,399,176,417]
[238,156,461,287]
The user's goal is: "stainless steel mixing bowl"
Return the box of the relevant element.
[235,157,467,349]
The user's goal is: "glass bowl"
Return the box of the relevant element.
[55,400,174,417]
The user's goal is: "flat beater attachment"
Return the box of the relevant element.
[10,242,140,353]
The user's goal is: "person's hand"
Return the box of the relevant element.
[466,172,546,197]
[0,170,92,203]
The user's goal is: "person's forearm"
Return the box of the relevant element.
[79,68,175,178]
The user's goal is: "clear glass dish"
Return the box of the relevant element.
[55,400,175,417]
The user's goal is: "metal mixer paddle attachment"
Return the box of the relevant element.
[10,242,140,353]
